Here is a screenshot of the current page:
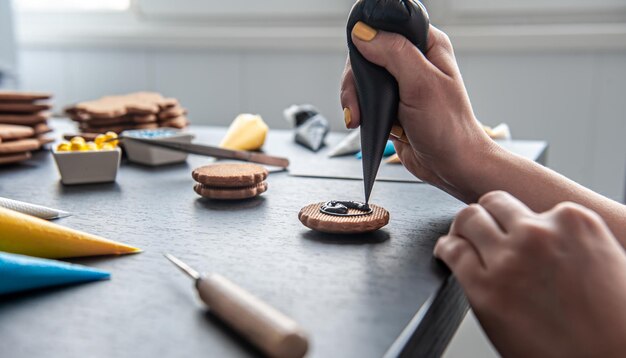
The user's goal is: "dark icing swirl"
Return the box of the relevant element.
[319,200,373,217]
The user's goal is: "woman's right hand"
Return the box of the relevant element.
[435,191,626,357]
[341,23,496,202]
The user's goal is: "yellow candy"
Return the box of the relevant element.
[104,131,118,147]
[94,134,108,146]
[56,141,71,152]
[100,143,115,151]
[70,142,85,152]
[86,142,98,151]
[70,136,85,145]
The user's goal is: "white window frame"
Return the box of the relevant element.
[15,0,353,50]
[422,0,626,52]
[14,0,626,52]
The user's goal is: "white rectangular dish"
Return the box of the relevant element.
[121,129,195,166]
[52,148,121,185]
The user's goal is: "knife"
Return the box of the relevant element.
[116,136,290,168]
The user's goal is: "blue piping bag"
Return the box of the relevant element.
[0,252,110,295]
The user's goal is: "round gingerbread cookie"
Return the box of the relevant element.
[299,202,389,234]
[0,152,32,165]
[0,91,52,102]
[33,122,52,135]
[0,124,35,141]
[194,182,268,200]
[160,116,189,129]
[37,136,55,146]
[0,114,48,126]
[0,138,40,154]
[0,103,52,113]
[192,163,268,188]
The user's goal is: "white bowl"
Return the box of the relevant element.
[121,129,195,166]
[52,148,121,185]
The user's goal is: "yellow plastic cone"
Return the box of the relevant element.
[0,207,141,259]
[219,114,269,151]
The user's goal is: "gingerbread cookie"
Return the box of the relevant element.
[0,152,32,165]
[76,115,130,126]
[158,106,187,120]
[0,91,52,102]
[0,113,48,126]
[193,163,268,187]
[37,136,55,146]
[159,97,179,109]
[299,201,389,234]
[33,122,52,135]
[132,114,158,124]
[0,139,40,154]
[0,103,52,113]
[193,182,268,200]
[0,124,35,141]
[192,163,269,200]
[67,92,190,136]
[79,122,159,134]
[160,116,189,129]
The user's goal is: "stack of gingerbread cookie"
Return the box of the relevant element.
[0,91,54,147]
[192,163,269,200]
[66,92,189,134]
[0,124,43,165]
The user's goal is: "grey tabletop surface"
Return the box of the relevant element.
[0,120,547,358]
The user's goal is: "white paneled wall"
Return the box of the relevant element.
[152,51,242,125]
[18,49,347,129]
[18,48,626,200]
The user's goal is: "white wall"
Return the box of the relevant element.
[0,0,17,88]
[18,47,626,201]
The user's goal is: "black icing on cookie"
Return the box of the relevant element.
[319,200,372,217]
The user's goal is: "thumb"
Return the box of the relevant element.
[351,21,440,84]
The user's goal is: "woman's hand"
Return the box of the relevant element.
[341,23,495,201]
[435,191,626,357]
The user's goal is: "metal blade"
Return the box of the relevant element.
[119,137,290,168]
[164,253,200,281]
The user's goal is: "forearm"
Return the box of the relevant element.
[449,141,626,245]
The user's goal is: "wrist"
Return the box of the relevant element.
[438,132,506,203]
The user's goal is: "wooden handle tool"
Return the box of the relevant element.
[164,254,309,358]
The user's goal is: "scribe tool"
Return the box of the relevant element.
[111,136,290,168]
[164,254,309,358]
[0,197,71,220]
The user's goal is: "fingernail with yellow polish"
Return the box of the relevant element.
[344,108,352,127]
[353,21,378,42]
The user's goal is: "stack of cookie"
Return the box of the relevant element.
[66,92,189,134]
[0,91,54,147]
[192,163,269,200]
[0,124,43,165]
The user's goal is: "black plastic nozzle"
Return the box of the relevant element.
[347,0,429,203]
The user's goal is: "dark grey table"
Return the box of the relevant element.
[0,120,547,358]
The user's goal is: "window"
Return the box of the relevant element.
[16,0,130,12]
[136,0,353,19]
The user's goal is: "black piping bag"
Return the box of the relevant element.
[347,0,429,203]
